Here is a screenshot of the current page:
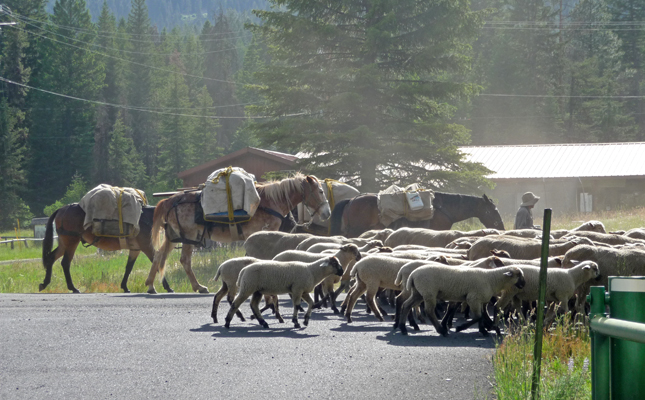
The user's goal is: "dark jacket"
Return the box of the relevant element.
[514,206,536,230]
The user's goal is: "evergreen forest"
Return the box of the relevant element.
[0,0,644,229]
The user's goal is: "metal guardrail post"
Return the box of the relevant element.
[608,277,645,399]
[589,286,609,400]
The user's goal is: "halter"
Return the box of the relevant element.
[301,178,328,218]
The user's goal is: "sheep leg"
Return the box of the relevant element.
[291,292,303,328]
[398,291,425,336]
[393,292,418,330]
[455,304,487,336]
[225,290,253,329]
[333,280,351,298]
[339,282,356,314]
[302,292,314,326]
[344,280,368,323]
[440,302,460,332]
[272,296,284,323]
[211,282,229,324]
[249,291,269,328]
[365,285,385,322]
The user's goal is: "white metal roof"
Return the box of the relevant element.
[460,142,645,179]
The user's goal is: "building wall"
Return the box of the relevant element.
[487,178,580,218]
[180,154,295,187]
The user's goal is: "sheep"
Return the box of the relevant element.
[390,244,468,256]
[497,256,564,269]
[561,244,645,312]
[342,255,431,323]
[272,244,362,313]
[562,231,645,247]
[551,220,606,239]
[358,228,395,242]
[494,260,600,327]
[624,228,645,241]
[467,236,594,260]
[501,229,545,239]
[392,256,505,330]
[294,235,375,251]
[384,227,500,249]
[243,231,313,260]
[397,265,525,336]
[224,257,344,329]
[306,240,383,254]
[211,257,282,324]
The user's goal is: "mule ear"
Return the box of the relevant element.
[483,194,490,202]
[306,176,315,184]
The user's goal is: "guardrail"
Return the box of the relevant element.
[588,279,645,400]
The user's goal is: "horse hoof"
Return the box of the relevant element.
[147,289,157,294]
[72,289,81,294]
[38,283,46,292]
[198,287,209,294]
[166,289,174,293]
[123,289,131,294]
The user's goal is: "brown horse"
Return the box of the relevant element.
[330,192,504,237]
[40,204,170,293]
[144,174,331,294]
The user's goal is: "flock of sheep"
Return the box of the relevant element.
[208,220,645,336]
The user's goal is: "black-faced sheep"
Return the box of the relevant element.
[495,260,600,327]
[224,257,343,329]
[397,265,525,336]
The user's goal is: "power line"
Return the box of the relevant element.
[3,9,254,39]
[11,15,255,56]
[0,76,306,120]
[9,25,241,85]
[479,93,645,99]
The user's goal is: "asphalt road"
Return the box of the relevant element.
[1,293,497,399]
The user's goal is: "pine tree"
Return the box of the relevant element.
[190,86,221,165]
[247,0,492,192]
[27,0,104,215]
[201,12,244,151]
[106,114,147,187]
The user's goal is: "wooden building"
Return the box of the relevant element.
[177,147,298,188]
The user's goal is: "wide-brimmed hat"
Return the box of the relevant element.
[521,192,540,207]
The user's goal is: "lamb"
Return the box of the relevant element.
[467,236,594,260]
[497,256,563,269]
[561,244,645,312]
[211,257,281,324]
[342,255,428,323]
[501,229,545,239]
[384,227,500,249]
[494,260,600,327]
[624,228,645,241]
[390,244,468,256]
[397,265,525,336]
[306,240,382,254]
[224,257,344,329]
[551,220,606,239]
[562,231,645,246]
[272,244,362,313]
[243,231,313,260]
[392,256,505,330]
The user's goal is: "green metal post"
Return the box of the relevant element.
[608,277,645,399]
[531,208,551,400]
[589,286,609,400]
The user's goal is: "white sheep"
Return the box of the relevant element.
[551,220,606,239]
[467,236,594,260]
[243,231,313,259]
[295,235,375,251]
[561,244,645,313]
[384,227,500,249]
[272,244,362,313]
[306,240,383,254]
[495,260,600,327]
[224,257,344,329]
[397,265,525,336]
[342,255,425,323]
[358,228,395,241]
[562,231,645,246]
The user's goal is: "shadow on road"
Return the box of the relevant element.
[190,323,320,339]
[115,293,213,299]
[375,328,500,348]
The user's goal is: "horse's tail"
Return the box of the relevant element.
[329,199,350,236]
[151,197,172,252]
[42,208,59,267]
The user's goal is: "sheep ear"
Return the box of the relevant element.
[439,255,448,264]
[504,271,513,277]
[555,257,563,266]
[569,259,580,266]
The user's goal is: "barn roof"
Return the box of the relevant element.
[460,142,645,179]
